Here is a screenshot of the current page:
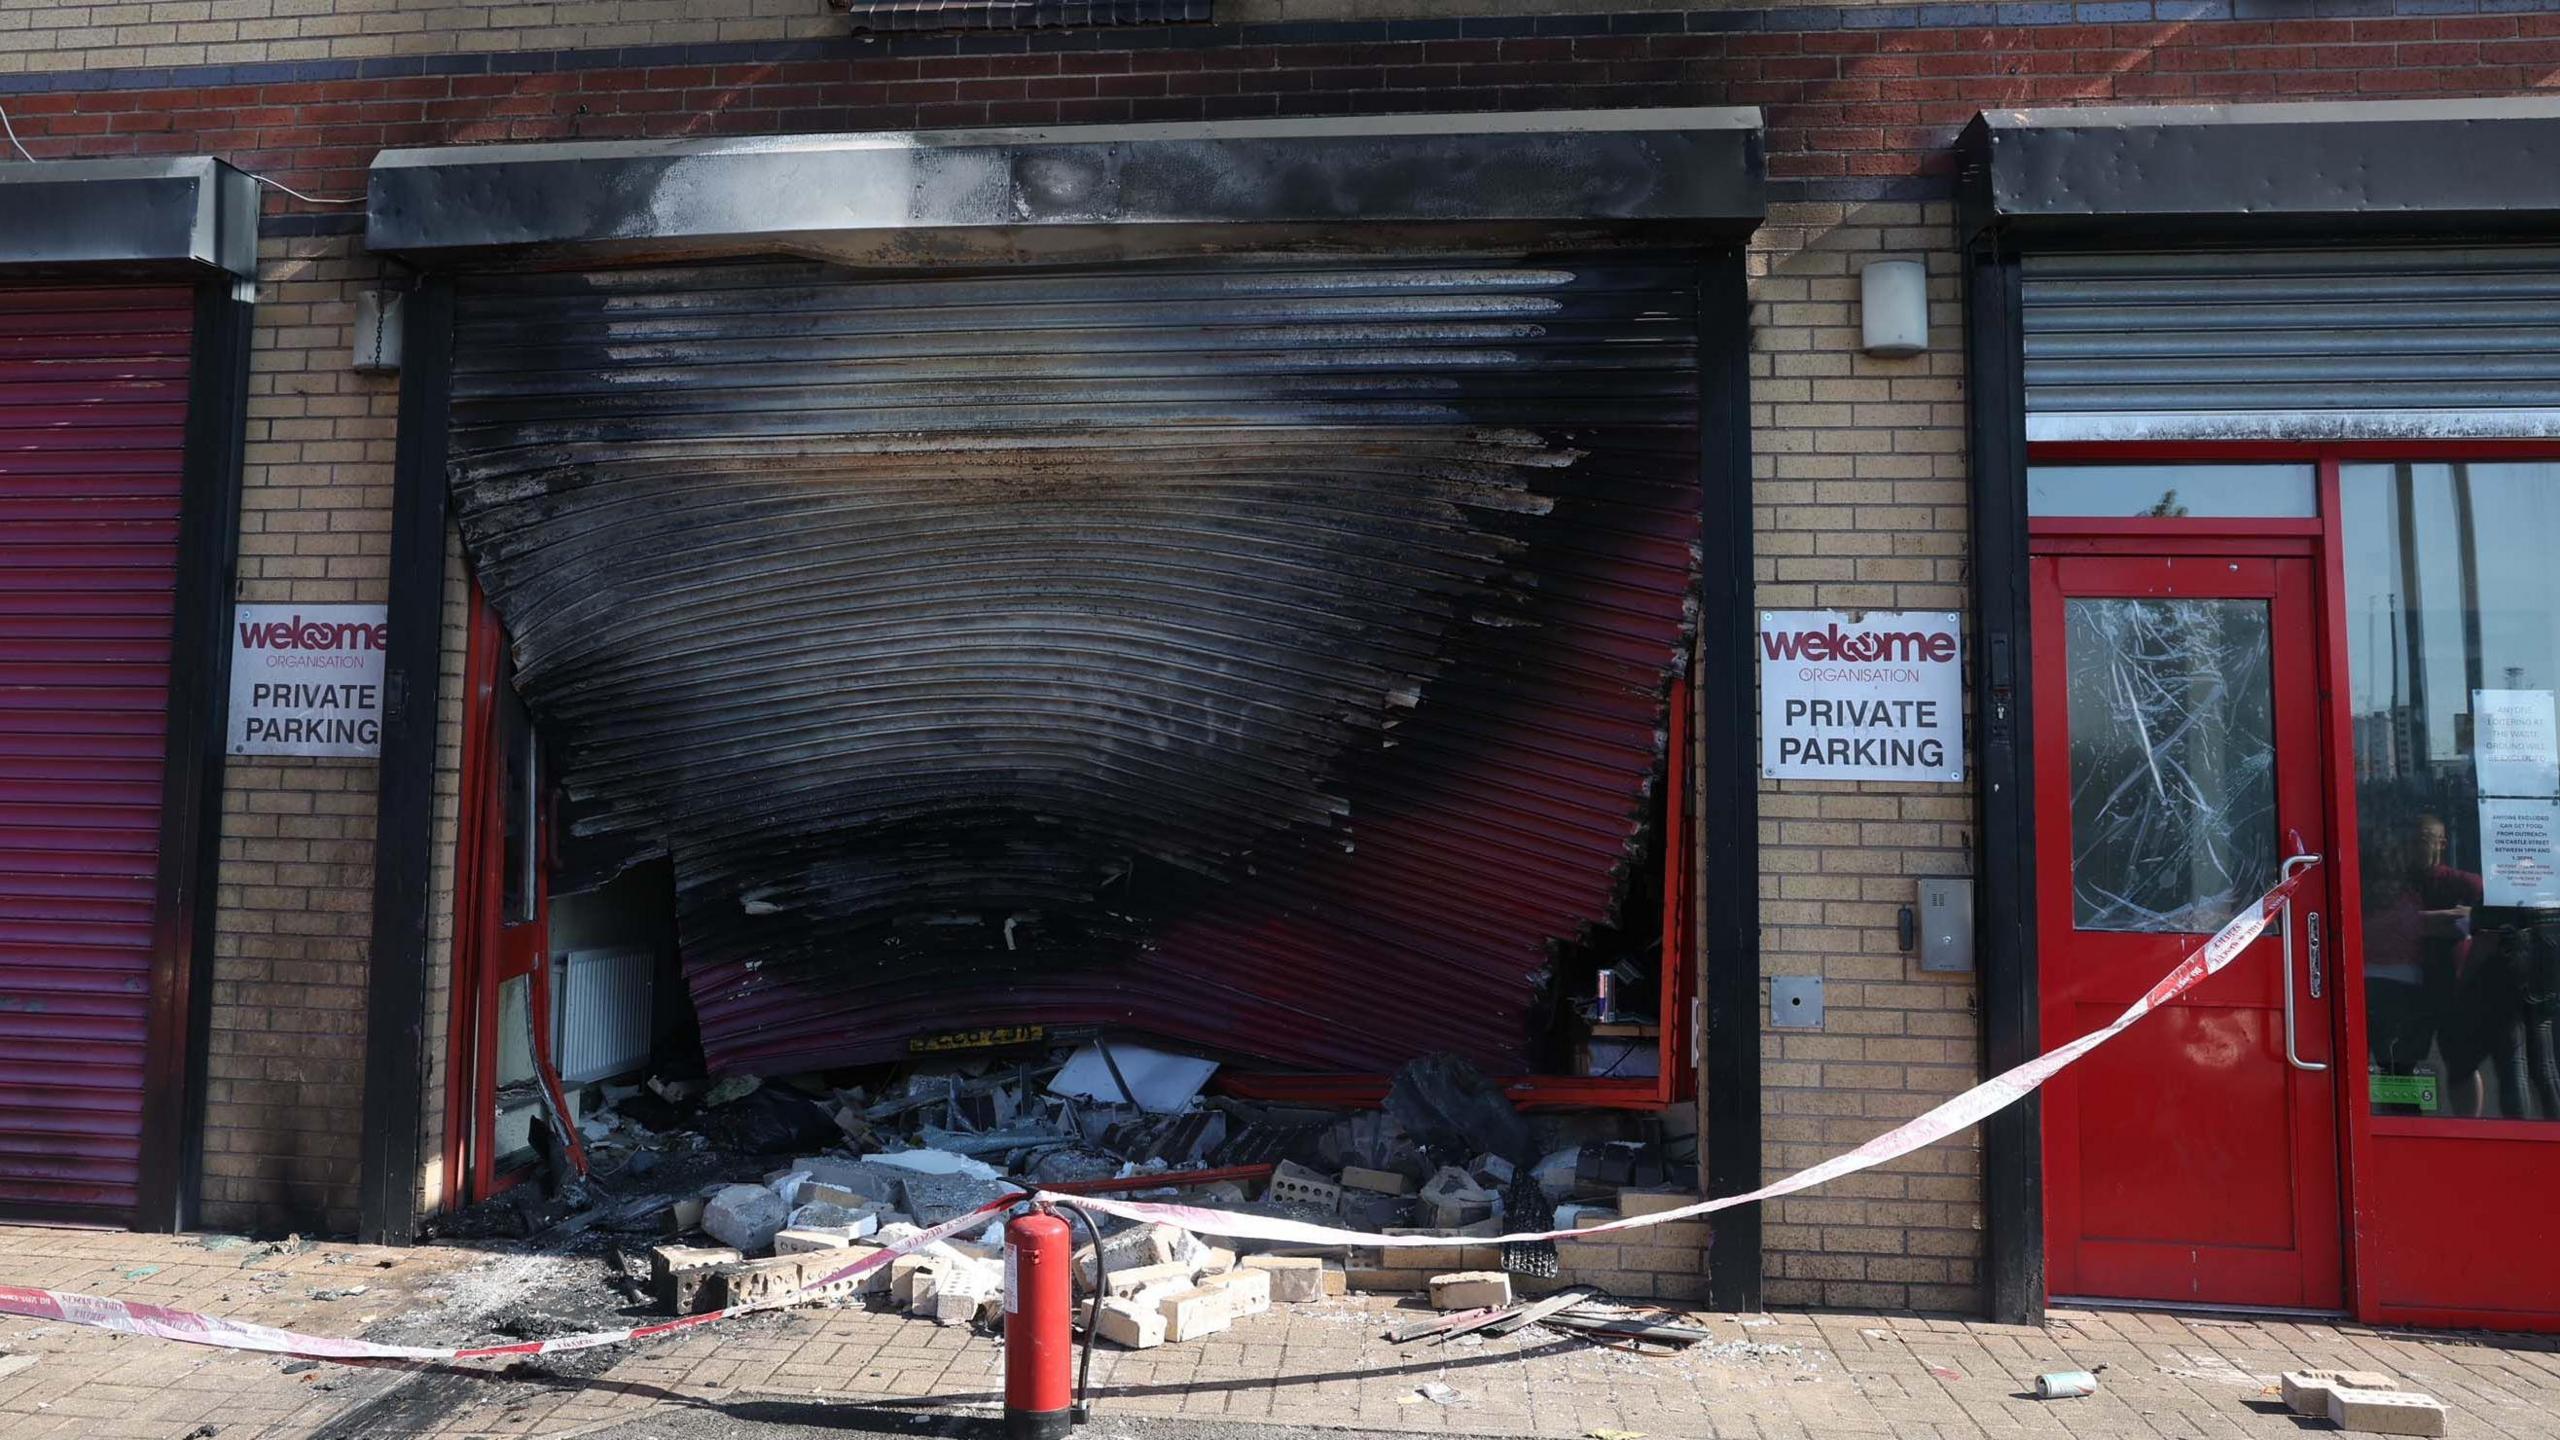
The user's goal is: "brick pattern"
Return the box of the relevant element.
[203,232,399,1236]
[1749,201,1977,1312]
[4,11,2558,213]
[4,0,2554,79]
[15,0,2536,1269]
[0,0,843,75]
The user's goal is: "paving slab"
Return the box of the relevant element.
[3,1225,2559,1439]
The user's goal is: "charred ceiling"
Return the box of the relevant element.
[447,255,1703,1077]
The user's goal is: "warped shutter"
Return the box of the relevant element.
[0,284,193,1225]
[447,255,1703,1076]
[2022,247,2560,441]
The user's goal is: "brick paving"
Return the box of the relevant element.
[4,1226,2560,1440]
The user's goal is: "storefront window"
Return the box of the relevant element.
[2029,463,2318,518]
[2343,462,2560,1123]
[2067,597,2279,932]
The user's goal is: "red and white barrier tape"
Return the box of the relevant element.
[0,859,2315,1364]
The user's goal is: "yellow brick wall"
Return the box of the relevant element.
[1745,200,1981,1313]
[200,229,402,1236]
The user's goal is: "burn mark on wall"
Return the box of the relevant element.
[447,256,1701,1075]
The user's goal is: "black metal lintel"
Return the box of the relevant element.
[1960,98,2560,244]
[0,156,261,282]
[368,109,1767,265]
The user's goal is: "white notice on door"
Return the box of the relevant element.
[2474,688,2560,798]
[2479,796,2560,908]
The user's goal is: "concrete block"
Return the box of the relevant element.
[799,1180,857,1209]
[1102,1260,1196,1298]
[891,1253,938,1305]
[899,1174,1012,1228]
[703,1184,788,1254]
[1204,1265,1270,1316]
[1073,1222,1187,1289]
[1240,1255,1326,1303]
[821,1243,891,1295]
[2284,1371,2397,1416]
[1267,1160,1341,1212]
[1380,1242,1469,1272]
[932,1289,994,1327]
[1428,1271,1512,1310]
[1321,1260,1349,1297]
[666,1197,706,1234]
[790,1157,911,1204]
[2327,1388,2446,1436]
[1416,1167,1495,1228]
[1340,1166,1415,1195]
[1617,1187,1702,1218]
[773,1228,851,1255]
[705,1252,868,1308]
[1155,1284,1235,1341]
[1197,1245,1237,1275]
[650,1244,740,1314]
[787,1200,881,1237]
[1093,1296,1166,1349]
[1346,1267,1421,1293]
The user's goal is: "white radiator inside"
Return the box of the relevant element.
[552,946,654,1084]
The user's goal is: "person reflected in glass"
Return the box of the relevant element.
[2364,814,2481,1103]
[2451,901,2560,1121]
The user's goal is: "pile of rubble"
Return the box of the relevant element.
[488,1038,1697,1356]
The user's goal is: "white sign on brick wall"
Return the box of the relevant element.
[1760,610,1964,782]
[227,604,389,757]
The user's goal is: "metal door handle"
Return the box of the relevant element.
[2278,853,2327,1072]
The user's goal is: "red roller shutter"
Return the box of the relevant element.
[0,284,194,1225]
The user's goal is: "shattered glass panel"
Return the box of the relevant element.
[2067,598,2279,933]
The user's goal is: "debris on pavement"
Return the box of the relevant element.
[2033,1369,2100,1398]
[395,1038,1696,1364]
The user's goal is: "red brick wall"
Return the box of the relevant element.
[4,14,2558,210]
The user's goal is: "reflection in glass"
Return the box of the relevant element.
[2068,598,2279,933]
[2344,462,2560,1123]
[2029,464,2318,519]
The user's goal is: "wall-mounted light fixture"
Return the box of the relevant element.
[1859,256,1928,358]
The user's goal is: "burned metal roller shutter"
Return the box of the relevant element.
[0,284,194,1223]
[2022,247,2560,441]
[448,256,1702,1077]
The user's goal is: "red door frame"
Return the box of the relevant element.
[2031,440,2560,1331]
[441,583,579,1207]
[2029,545,2342,1309]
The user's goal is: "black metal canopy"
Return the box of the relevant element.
[1960,98,2560,242]
[0,156,260,283]
[367,109,1767,265]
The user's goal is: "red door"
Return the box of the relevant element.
[2034,552,2344,1309]
[0,285,195,1225]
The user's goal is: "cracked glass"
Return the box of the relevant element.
[2067,597,2279,933]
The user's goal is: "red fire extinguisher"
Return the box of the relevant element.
[1004,1206,1076,1439]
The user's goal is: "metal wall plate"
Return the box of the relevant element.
[1770,975,1824,1029]
[1917,877,1975,973]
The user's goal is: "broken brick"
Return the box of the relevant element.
[1428,1271,1512,1310]
[2327,1388,2447,1437]
[1240,1255,1325,1303]
[1155,1283,1234,1341]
